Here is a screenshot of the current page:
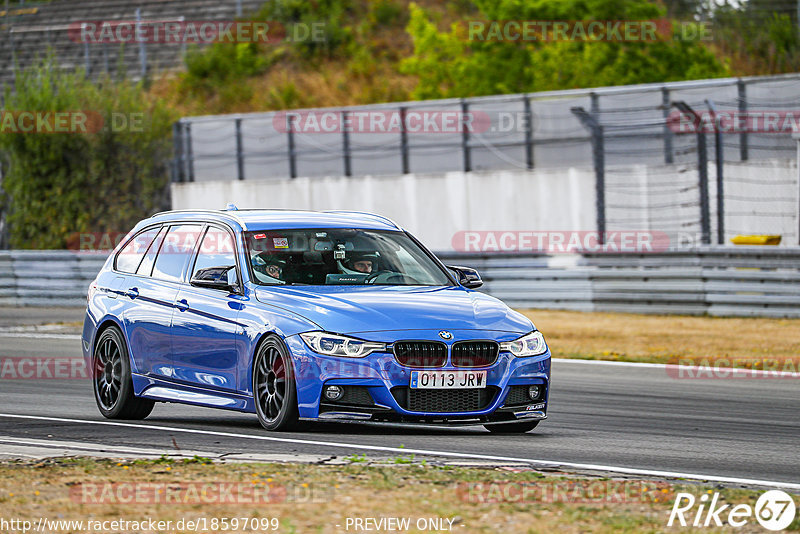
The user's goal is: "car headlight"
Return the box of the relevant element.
[500,331,547,357]
[299,331,385,358]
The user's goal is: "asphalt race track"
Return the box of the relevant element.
[0,310,798,488]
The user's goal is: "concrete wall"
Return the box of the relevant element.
[171,168,597,251]
[172,159,799,251]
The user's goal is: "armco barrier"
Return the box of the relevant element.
[0,250,107,307]
[2,247,799,317]
[438,246,800,318]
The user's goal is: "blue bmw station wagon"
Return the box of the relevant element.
[83,208,550,432]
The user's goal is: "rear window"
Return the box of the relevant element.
[136,226,167,277]
[114,227,162,274]
[151,224,203,282]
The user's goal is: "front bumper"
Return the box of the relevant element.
[284,331,550,425]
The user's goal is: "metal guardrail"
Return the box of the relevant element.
[0,250,107,307]
[2,248,800,317]
[438,246,800,318]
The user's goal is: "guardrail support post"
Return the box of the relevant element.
[571,106,606,245]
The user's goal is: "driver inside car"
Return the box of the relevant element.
[252,254,288,284]
[339,251,379,275]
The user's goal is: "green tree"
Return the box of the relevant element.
[401,0,728,99]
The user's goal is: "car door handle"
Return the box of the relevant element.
[174,299,189,312]
[125,287,139,299]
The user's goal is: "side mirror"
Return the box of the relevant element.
[190,266,239,293]
[447,265,483,289]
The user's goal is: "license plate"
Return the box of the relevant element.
[410,370,487,389]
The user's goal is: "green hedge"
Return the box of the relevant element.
[0,60,176,249]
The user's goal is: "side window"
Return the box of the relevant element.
[135,226,167,277]
[191,227,237,281]
[115,227,161,274]
[152,224,203,282]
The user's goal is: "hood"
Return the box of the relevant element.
[252,285,533,335]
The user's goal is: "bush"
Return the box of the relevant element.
[0,59,175,249]
[254,0,357,60]
[401,1,728,99]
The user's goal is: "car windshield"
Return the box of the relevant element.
[244,229,453,286]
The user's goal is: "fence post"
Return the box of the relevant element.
[399,107,409,174]
[737,80,748,161]
[182,122,194,183]
[571,106,605,245]
[461,99,471,172]
[172,122,183,183]
[672,101,711,245]
[235,118,244,181]
[706,99,724,244]
[697,130,711,245]
[342,110,351,177]
[590,91,600,117]
[523,95,534,169]
[662,87,674,164]
[286,114,297,179]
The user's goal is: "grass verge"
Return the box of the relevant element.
[521,309,800,366]
[1,457,795,533]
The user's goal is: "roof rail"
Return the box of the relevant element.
[149,209,248,229]
[323,210,402,230]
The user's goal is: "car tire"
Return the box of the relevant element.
[253,335,300,431]
[92,326,155,420]
[484,421,540,433]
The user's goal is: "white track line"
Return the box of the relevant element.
[553,358,666,369]
[0,413,797,490]
[0,333,81,340]
[553,358,799,377]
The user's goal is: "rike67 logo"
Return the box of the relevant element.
[668,490,796,531]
